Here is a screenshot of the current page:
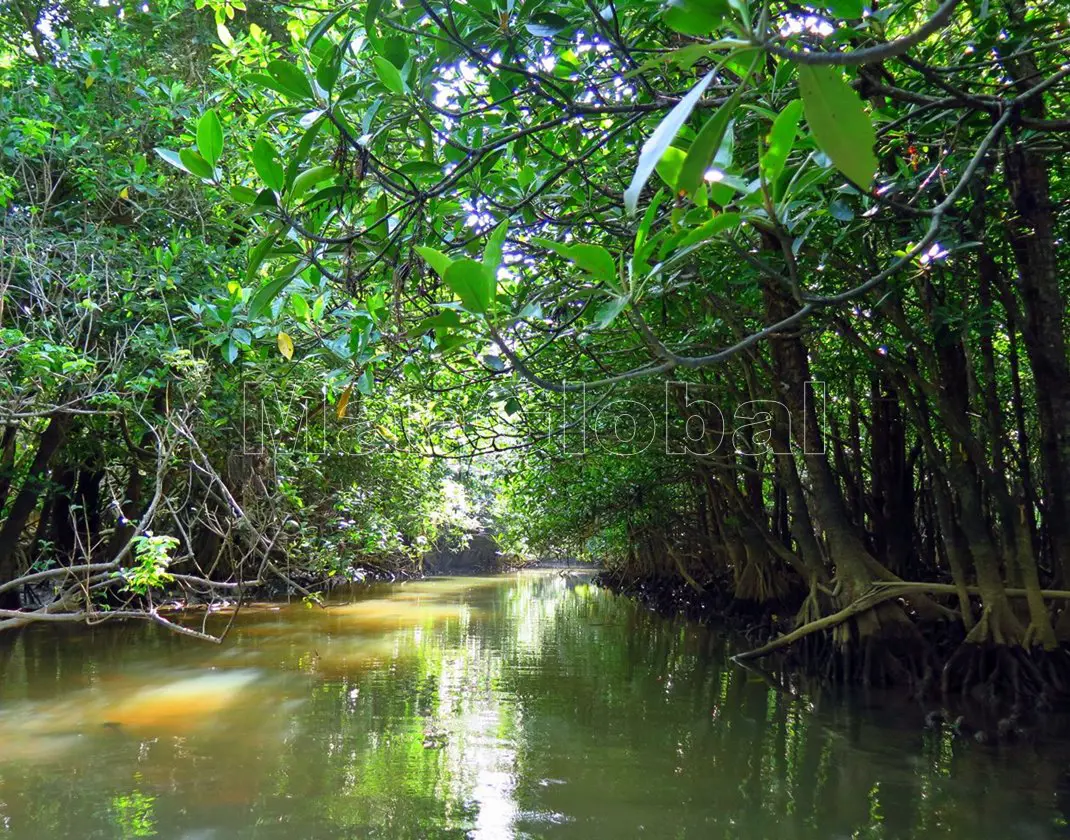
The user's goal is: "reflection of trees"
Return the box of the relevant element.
[111,790,157,839]
[497,577,1067,839]
[1,574,1068,838]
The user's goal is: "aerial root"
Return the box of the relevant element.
[940,638,1070,708]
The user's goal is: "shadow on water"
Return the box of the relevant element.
[0,570,1068,839]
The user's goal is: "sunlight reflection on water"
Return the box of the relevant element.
[0,571,1067,839]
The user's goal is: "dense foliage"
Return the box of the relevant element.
[3,0,1070,699]
[0,3,501,638]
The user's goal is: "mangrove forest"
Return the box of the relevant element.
[3,0,1070,831]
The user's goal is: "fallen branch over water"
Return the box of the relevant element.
[732,581,1070,663]
[0,606,227,642]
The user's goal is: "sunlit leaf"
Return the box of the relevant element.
[416,246,454,278]
[252,136,285,191]
[655,146,686,190]
[276,331,294,359]
[823,0,864,18]
[483,219,509,271]
[196,109,223,167]
[760,99,803,187]
[267,59,314,100]
[373,56,406,95]
[678,87,741,198]
[533,238,617,285]
[230,185,259,204]
[154,148,189,174]
[336,384,352,418]
[443,259,495,313]
[624,70,716,215]
[798,65,877,188]
[179,148,215,180]
[676,211,742,249]
[663,0,729,36]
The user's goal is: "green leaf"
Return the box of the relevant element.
[290,165,336,199]
[482,219,508,271]
[414,309,465,335]
[634,189,666,258]
[154,147,189,174]
[416,247,454,278]
[248,72,301,100]
[252,136,285,191]
[399,161,444,178]
[443,259,495,313]
[253,188,278,210]
[267,59,314,100]
[829,198,854,221]
[566,245,618,286]
[246,234,277,283]
[179,148,215,180]
[295,117,325,167]
[676,211,742,249]
[356,368,374,395]
[624,70,716,215]
[249,267,298,320]
[823,0,864,18]
[708,163,746,206]
[760,99,803,187]
[316,44,342,92]
[196,109,224,167]
[655,146,686,189]
[380,35,409,69]
[373,56,406,95]
[663,0,729,36]
[594,296,629,329]
[533,238,617,284]
[797,65,877,188]
[307,4,352,48]
[365,0,384,40]
[229,185,259,204]
[677,87,741,198]
[525,12,569,37]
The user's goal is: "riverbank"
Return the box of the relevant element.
[596,569,1070,743]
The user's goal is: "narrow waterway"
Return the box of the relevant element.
[0,571,1066,838]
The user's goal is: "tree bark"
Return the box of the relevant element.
[1000,33,1070,583]
[0,414,71,610]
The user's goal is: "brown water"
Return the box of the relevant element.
[0,571,1067,839]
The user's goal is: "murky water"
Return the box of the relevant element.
[0,571,1068,838]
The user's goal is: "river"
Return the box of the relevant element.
[0,571,1066,838]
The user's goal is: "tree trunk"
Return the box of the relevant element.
[1001,49,1070,584]
[0,414,71,610]
[0,425,17,514]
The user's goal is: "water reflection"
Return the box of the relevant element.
[0,571,1067,838]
